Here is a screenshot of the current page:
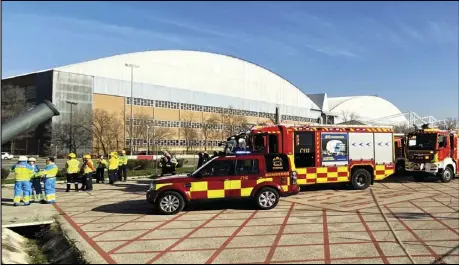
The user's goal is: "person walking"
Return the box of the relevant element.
[11,156,34,206]
[65,153,80,192]
[118,150,128,182]
[28,157,44,203]
[80,154,95,191]
[96,155,107,183]
[41,157,58,204]
[108,152,119,185]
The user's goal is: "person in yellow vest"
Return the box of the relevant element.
[65,153,80,192]
[96,155,108,184]
[28,157,44,203]
[11,156,35,206]
[40,157,59,204]
[80,154,95,191]
[108,152,119,185]
[118,150,128,182]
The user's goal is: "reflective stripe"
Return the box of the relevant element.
[66,159,80,174]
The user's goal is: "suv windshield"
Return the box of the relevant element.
[407,134,437,150]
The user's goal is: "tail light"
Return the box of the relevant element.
[291,171,297,185]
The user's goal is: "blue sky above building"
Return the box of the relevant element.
[2,1,458,119]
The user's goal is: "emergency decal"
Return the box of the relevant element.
[296,166,349,185]
[156,183,172,190]
[265,172,289,177]
[272,156,284,170]
[374,164,394,180]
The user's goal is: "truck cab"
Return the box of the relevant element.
[406,129,458,182]
[146,152,299,215]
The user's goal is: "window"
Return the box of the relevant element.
[438,135,447,148]
[235,159,259,175]
[199,159,235,177]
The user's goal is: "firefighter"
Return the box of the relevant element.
[41,157,58,204]
[108,152,119,184]
[96,155,107,183]
[65,153,80,192]
[80,154,95,191]
[197,152,204,168]
[170,155,178,174]
[28,157,44,203]
[11,156,34,206]
[118,150,128,182]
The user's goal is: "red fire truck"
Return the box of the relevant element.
[240,124,395,190]
[406,128,458,182]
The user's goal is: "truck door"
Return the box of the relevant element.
[294,131,316,168]
[234,157,261,197]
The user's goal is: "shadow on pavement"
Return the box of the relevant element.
[391,212,458,220]
[1,198,14,206]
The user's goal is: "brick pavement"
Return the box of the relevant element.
[25,178,459,264]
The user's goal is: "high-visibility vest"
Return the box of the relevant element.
[97,159,107,168]
[66,159,80,174]
[42,163,59,178]
[13,162,34,181]
[83,160,95,174]
[109,157,119,170]
[118,155,128,166]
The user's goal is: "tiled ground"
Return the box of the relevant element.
[31,178,459,263]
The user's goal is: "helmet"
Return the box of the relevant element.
[84,154,91,159]
[68,153,76,158]
[28,157,36,162]
[18,156,28,162]
[121,150,126,154]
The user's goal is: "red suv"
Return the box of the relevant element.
[146,153,299,215]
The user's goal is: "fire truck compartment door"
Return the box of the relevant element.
[349,132,375,161]
[374,132,393,164]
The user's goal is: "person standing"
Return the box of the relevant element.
[118,150,128,182]
[96,155,107,183]
[11,156,34,206]
[41,157,58,204]
[108,152,119,185]
[28,157,44,203]
[80,155,95,191]
[65,153,80,192]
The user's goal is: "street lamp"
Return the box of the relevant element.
[146,125,150,156]
[65,100,78,153]
[125,63,139,156]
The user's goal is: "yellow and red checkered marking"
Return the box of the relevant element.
[296,166,349,185]
[374,164,394,180]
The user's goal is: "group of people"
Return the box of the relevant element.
[11,156,58,206]
[196,151,219,168]
[65,150,129,192]
[159,151,178,176]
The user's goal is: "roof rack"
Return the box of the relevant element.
[257,123,394,129]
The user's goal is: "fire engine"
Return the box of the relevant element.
[229,124,396,190]
[406,128,459,182]
[394,133,407,175]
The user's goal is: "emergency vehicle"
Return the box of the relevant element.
[394,133,407,175]
[243,124,396,190]
[406,128,458,182]
[146,152,299,215]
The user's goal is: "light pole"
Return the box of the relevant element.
[66,100,78,153]
[146,125,150,156]
[125,63,139,156]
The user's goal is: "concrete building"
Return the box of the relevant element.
[2,50,324,155]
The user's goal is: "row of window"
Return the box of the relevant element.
[126,119,256,130]
[125,139,223,147]
[125,97,314,122]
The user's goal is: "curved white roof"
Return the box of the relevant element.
[328,96,408,125]
[55,50,320,113]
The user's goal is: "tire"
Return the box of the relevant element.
[255,187,279,210]
[395,161,405,176]
[156,191,185,215]
[440,167,453,183]
[351,169,371,190]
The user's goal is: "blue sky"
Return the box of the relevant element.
[2,1,458,119]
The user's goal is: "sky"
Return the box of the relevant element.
[2,1,458,119]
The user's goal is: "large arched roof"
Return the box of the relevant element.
[328,95,408,125]
[55,50,320,111]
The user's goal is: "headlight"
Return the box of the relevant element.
[291,171,297,184]
[149,182,156,190]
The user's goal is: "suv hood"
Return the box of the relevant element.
[153,174,192,183]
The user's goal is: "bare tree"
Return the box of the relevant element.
[201,115,220,151]
[221,106,249,138]
[393,123,412,134]
[1,84,33,154]
[147,126,173,153]
[53,110,92,155]
[339,111,361,122]
[92,109,124,155]
[181,113,199,152]
[125,113,151,152]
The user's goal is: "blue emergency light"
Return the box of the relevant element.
[235,151,251,154]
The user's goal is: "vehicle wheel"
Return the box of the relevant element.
[395,161,405,176]
[255,187,279,210]
[156,191,185,215]
[440,167,453,183]
[351,169,371,190]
